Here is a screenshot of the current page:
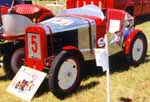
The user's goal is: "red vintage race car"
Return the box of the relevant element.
[0,1,54,77]
[24,5,147,98]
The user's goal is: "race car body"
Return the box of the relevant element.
[26,5,106,70]
[25,5,147,98]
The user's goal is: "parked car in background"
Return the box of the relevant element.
[66,0,150,17]
[0,0,54,77]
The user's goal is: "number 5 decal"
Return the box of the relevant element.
[28,33,41,59]
[31,35,38,53]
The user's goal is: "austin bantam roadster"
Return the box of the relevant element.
[24,5,147,98]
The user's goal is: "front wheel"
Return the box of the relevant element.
[126,33,147,66]
[49,50,84,99]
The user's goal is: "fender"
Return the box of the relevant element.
[37,13,54,22]
[37,8,54,22]
[124,29,143,55]
[63,46,79,51]
[63,45,85,61]
[0,6,9,14]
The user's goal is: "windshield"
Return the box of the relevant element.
[0,0,13,7]
[61,4,105,20]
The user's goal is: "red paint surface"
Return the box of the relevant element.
[66,0,150,17]
[125,29,142,55]
[25,26,48,71]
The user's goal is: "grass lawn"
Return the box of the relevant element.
[0,3,150,101]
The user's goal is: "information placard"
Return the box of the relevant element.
[7,66,46,101]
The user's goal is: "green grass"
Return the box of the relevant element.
[35,0,66,15]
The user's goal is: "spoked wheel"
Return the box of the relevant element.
[49,50,84,99]
[127,33,147,66]
[11,48,25,74]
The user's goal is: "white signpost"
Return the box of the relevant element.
[95,35,111,102]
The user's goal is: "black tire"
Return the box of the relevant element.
[3,47,25,78]
[126,33,147,66]
[3,53,14,78]
[10,48,25,74]
[49,50,84,99]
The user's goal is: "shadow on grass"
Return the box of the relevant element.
[0,74,12,81]
[135,14,150,25]
[82,51,150,79]
[82,51,130,80]
[35,75,99,99]
[65,81,99,100]
[79,81,99,91]
[144,54,150,63]
[119,97,132,102]
[35,78,49,97]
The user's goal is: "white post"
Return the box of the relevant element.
[94,34,111,102]
[105,34,111,102]
[106,67,111,102]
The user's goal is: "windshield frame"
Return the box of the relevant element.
[61,4,105,20]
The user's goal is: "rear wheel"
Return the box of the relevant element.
[3,53,13,78]
[49,50,84,99]
[3,47,25,77]
[126,33,147,66]
[11,48,25,74]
